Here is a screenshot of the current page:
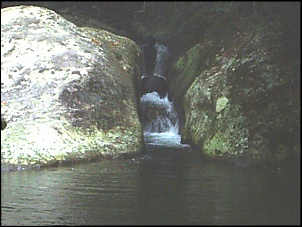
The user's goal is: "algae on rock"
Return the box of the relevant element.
[168,5,300,165]
[1,5,144,169]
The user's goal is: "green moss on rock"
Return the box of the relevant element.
[1,6,144,169]
[169,6,300,165]
[215,96,229,113]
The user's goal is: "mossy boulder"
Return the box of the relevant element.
[1,5,144,169]
[169,6,300,165]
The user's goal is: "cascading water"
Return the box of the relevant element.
[139,42,189,148]
[153,43,169,78]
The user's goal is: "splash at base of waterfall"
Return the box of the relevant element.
[140,92,190,148]
[143,131,190,148]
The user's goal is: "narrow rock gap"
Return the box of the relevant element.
[137,37,189,148]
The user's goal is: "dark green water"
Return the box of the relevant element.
[1,146,300,225]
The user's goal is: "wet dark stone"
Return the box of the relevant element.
[141,75,168,98]
[1,116,7,130]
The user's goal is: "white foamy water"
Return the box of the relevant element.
[143,131,190,148]
[140,92,189,148]
[153,42,169,78]
[140,92,173,110]
[140,43,189,148]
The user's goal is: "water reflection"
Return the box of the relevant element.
[137,149,189,225]
[1,148,300,225]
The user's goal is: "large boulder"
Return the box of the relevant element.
[1,5,144,169]
[169,7,300,165]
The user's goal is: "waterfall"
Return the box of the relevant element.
[153,43,169,78]
[139,42,189,148]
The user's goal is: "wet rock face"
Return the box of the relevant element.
[141,75,169,98]
[169,12,300,165]
[1,116,7,130]
[1,5,144,167]
[140,34,157,76]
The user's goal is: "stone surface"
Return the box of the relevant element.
[168,8,300,165]
[141,75,169,98]
[1,5,144,168]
